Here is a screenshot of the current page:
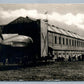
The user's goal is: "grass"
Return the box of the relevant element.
[0,61,84,81]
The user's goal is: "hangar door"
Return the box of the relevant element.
[41,20,48,57]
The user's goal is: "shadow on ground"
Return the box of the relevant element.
[0,61,54,71]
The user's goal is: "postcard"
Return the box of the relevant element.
[0,1,84,84]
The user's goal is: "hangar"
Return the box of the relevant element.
[2,16,48,61]
[0,16,84,64]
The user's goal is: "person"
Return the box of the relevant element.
[68,56,71,61]
[3,58,6,65]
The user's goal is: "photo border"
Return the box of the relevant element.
[0,0,84,84]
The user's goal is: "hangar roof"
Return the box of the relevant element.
[48,24,84,40]
[2,16,84,40]
[9,16,35,25]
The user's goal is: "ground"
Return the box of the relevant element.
[0,61,84,81]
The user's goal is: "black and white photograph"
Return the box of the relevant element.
[0,4,84,81]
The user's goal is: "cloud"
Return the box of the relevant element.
[0,8,84,30]
[48,12,84,30]
[0,8,47,24]
[0,8,46,19]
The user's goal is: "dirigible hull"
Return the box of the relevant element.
[0,34,34,64]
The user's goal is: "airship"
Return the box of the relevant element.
[0,33,34,65]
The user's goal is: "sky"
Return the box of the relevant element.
[0,4,84,36]
[0,0,84,3]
